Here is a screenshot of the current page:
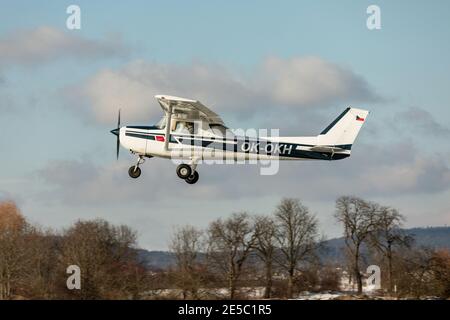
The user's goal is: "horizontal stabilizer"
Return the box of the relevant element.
[310,146,347,153]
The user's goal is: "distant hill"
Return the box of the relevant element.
[137,226,450,270]
[136,249,176,271]
[406,227,450,248]
[322,226,450,263]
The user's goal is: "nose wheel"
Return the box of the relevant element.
[176,163,199,184]
[128,155,145,179]
[128,166,141,179]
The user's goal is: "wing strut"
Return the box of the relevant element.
[164,104,173,151]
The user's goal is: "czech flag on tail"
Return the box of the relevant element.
[356,115,365,122]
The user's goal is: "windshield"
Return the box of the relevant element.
[156,116,167,129]
[209,124,231,137]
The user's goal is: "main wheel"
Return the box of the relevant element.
[185,171,199,184]
[128,166,141,179]
[176,164,192,179]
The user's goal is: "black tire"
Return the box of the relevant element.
[185,171,199,184]
[128,166,141,179]
[176,164,192,179]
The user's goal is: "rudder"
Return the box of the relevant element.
[318,107,370,147]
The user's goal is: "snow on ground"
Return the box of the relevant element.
[295,292,345,300]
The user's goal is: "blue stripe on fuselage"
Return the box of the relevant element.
[124,130,350,160]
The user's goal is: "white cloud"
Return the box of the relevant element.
[360,156,450,194]
[35,158,221,207]
[0,26,128,67]
[64,57,381,124]
[260,56,378,106]
[392,107,450,137]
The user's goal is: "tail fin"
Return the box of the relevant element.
[317,107,369,147]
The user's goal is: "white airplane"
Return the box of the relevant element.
[110,95,369,184]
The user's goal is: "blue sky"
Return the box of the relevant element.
[1,1,449,249]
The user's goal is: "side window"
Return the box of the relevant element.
[174,121,194,134]
[174,121,182,131]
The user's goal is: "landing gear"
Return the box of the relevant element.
[176,164,192,179]
[176,163,200,184]
[128,155,145,179]
[128,166,141,179]
[185,171,199,184]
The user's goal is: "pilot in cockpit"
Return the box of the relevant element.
[174,121,194,135]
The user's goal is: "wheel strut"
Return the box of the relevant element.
[129,155,145,179]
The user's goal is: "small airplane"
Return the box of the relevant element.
[110,95,369,184]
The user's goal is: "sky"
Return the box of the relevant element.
[0,0,449,249]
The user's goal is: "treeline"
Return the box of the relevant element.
[0,201,148,299]
[165,197,450,299]
[0,198,449,300]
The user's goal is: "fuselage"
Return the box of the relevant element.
[118,125,351,162]
[110,100,368,183]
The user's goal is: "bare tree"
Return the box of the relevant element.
[274,198,319,298]
[207,212,257,299]
[334,196,379,294]
[22,226,60,299]
[169,225,204,299]
[369,207,412,294]
[60,219,140,299]
[428,249,450,298]
[397,248,450,299]
[0,201,62,299]
[254,215,277,298]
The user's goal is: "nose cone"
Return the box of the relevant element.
[110,128,120,136]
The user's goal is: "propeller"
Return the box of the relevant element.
[110,109,121,160]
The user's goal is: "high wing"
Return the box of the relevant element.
[155,95,224,125]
